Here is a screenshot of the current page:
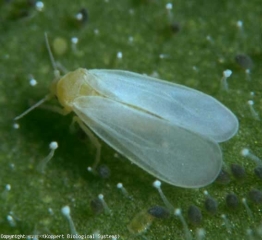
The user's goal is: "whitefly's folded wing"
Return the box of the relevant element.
[87,70,239,143]
[73,96,222,188]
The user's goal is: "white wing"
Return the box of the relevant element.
[86,69,238,143]
[73,96,222,188]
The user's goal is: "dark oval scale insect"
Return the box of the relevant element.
[226,193,239,209]
[147,206,170,219]
[90,198,104,214]
[235,54,253,69]
[204,197,218,214]
[230,163,245,179]
[187,205,202,225]
[215,169,231,184]
[249,189,262,204]
[254,166,262,180]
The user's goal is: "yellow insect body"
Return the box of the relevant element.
[54,69,99,112]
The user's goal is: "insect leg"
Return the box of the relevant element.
[38,105,71,115]
[72,116,101,169]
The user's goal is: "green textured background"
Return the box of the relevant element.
[0,0,261,239]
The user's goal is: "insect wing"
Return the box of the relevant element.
[87,70,238,143]
[73,96,222,188]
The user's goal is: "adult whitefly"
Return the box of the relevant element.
[14,34,239,189]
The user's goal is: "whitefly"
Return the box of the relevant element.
[15,34,239,188]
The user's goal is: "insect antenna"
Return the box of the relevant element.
[14,95,51,120]
[14,33,59,121]
[44,32,60,79]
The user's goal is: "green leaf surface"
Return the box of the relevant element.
[0,0,261,239]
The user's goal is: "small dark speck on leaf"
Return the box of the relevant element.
[97,164,111,179]
[76,8,89,25]
[170,22,181,34]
